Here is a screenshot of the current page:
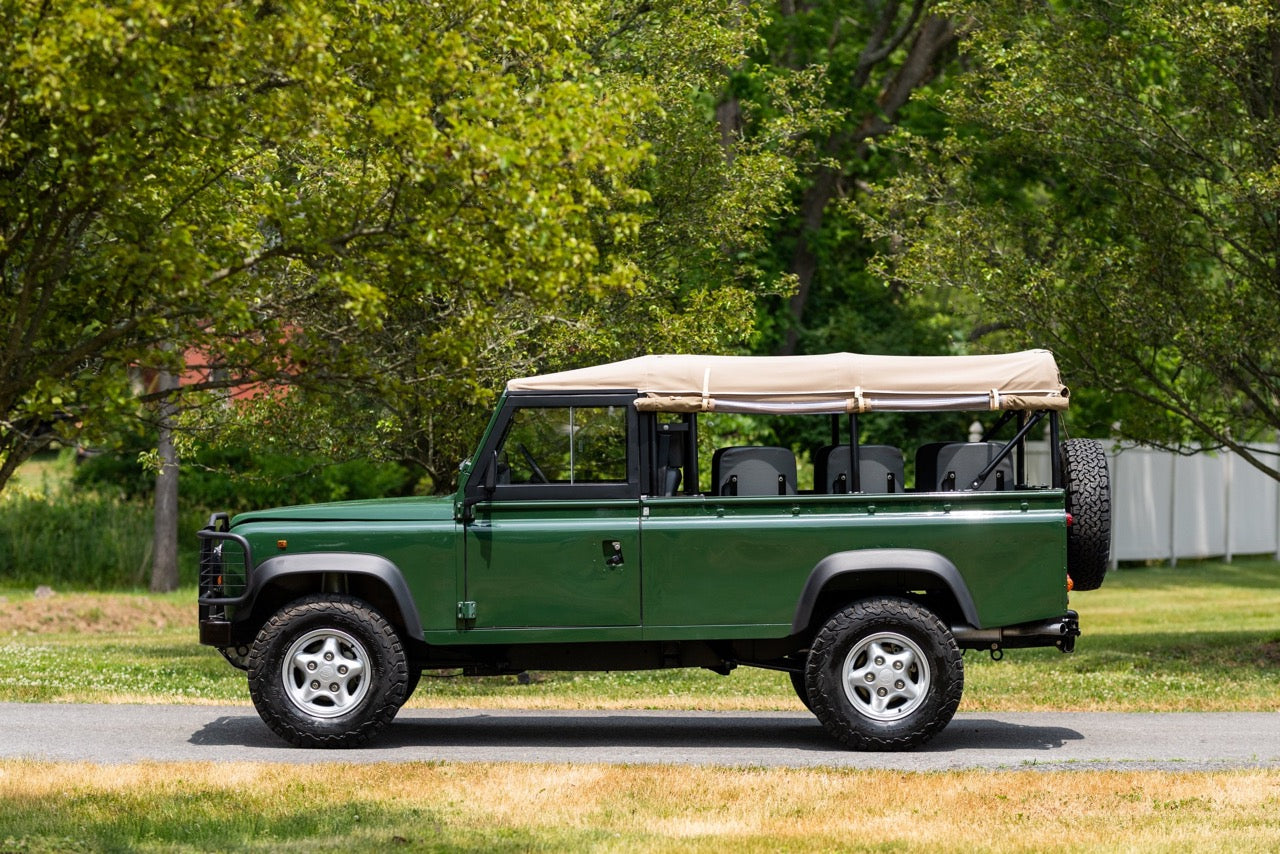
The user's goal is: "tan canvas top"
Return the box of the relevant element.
[508,350,1068,413]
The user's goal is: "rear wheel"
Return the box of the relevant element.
[248,594,408,748]
[805,597,963,750]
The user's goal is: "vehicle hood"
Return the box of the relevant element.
[231,495,456,526]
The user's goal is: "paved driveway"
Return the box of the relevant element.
[2,704,1279,770]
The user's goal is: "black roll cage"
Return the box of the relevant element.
[642,406,1063,496]
[830,408,1062,492]
[467,390,1063,500]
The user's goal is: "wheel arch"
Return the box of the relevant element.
[244,553,425,642]
[791,549,980,636]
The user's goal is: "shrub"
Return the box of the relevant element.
[76,446,416,512]
[0,492,208,589]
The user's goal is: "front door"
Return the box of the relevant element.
[463,396,641,629]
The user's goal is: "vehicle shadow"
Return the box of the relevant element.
[924,717,1083,752]
[189,710,1082,757]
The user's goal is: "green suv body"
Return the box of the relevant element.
[199,350,1110,750]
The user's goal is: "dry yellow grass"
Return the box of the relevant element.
[0,592,190,635]
[3,760,1279,852]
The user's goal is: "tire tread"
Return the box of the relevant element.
[805,597,963,751]
[247,594,408,749]
[1061,439,1111,591]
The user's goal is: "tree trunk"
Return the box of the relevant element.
[150,370,180,592]
[779,13,957,355]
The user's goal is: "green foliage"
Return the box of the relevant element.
[738,2,962,365]
[2,0,799,496]
[75,445,414,511]
[0,492,206,589]
[873,1,1280,472]
[186,1,808,493]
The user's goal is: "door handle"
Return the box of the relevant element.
[602,540,624,567]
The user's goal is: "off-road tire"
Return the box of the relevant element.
[789,670,813,712]
[805,597,963,751]
[405,664,423,700]
[1061,439,1111,591]
[247,594,408,748]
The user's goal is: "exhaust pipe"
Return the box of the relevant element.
[952,610,1079,653]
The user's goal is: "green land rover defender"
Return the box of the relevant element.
[198,350,1110,750]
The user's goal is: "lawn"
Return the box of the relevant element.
[2,762,1279,852]
[0,558,1277,711]
[2,560,1279,851]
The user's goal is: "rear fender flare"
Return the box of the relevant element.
[248,553,424,641]
[791,549,980,633]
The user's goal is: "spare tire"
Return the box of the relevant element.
[1060,439,1111,591]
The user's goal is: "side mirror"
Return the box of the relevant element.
[460,450,498,525]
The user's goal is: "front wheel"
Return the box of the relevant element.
[247,594,409,748]
[805,597,963,750]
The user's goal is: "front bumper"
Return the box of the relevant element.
[196,512,254,647]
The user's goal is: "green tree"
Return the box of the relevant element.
[188,0,808,493]
[0,0,672,590]
[740,1,961,358]
[0,1,694,483]
[3,0,803,521]
[873,1,1280,478]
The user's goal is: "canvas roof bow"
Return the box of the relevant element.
[507,350,1069,414]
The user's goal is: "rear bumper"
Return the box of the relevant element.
[952,610,1079,653]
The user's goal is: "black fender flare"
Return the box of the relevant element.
[247,552,425,641]
[790,548,981,633]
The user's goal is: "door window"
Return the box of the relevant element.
[503,406,628,485]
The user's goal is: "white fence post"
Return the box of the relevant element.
[1223,449,1233,564]
[1168,451,1179,568]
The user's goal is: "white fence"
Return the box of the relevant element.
[1025,442,1280,566]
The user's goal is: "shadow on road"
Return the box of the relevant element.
[925,718,1083,752]
[189,711,1082,756]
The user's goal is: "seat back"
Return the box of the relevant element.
[712,446,797,496]
[914,442,949,492]
[933,442,1014,491]
[656,430,685,496]
[814,445,904,494]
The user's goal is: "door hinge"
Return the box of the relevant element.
[457,600,477,621]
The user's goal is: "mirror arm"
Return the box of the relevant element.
[459,450,498,525]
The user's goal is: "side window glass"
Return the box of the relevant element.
[501,406,628,485]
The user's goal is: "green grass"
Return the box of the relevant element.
[1,558,1278,711]
[2,563,1280,853]
[0,452,207,589]
[963,558,1280,711]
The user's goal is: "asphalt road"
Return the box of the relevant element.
[2,703,1279,770]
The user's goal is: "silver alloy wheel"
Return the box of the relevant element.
[841,631,931,721]
[281,628,371,719]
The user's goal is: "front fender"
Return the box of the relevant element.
[791,548,981,633]
[248,552,424,641]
